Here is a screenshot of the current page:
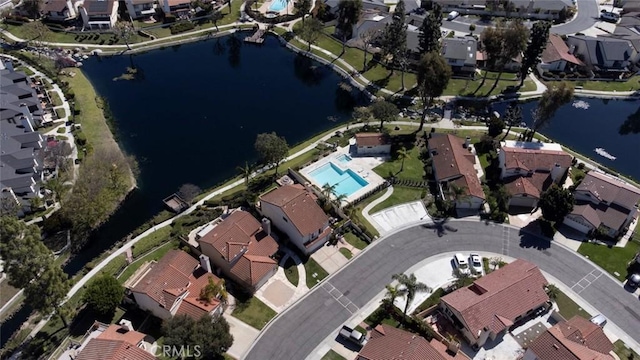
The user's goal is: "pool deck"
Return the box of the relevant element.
[299,145,386,204]
[259,0,293,15]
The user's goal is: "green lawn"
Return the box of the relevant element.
[99,254,128,277]
[613,340,640,359]
[364,306,401,328]
[577,240,640,281]
[350,190,387,237]
[55,107,66,119]
[218,0,243,26]
[283,257,299,287]
[117,242,174,284]
[444,71,536,96]
[373,146,424,182]
[131,226,172,258]
[343,231,368,250]
[49,91,63,106]
[321,349,346,360]
[369,187,424,214]
[231,297,277,330]
[3,23,142,45]
[339,247,353,259]
[570,76,640,92]
[554,289,591,320]
[305,258,329,288]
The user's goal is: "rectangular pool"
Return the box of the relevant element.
[308,162,368,197]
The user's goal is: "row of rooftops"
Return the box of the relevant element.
[42,0,118,15]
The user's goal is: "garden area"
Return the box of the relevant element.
[231,296,277,330]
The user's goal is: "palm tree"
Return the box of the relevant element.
[501,102,522,141]
[332,193,347,208]
[321,183,336,200]
[391,273,431,317]
[237,161,252,185]
[382,283,405,310]
[545,284,559,301]
[396,147,410,173]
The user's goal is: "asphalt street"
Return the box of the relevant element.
[441,0,601,35]
[243,220,640,360]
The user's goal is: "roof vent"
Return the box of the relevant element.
[552,344,559,349]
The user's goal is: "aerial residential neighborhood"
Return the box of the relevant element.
[1,0,640,359]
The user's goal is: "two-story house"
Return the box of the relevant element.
[77,0,119,30]
[427,134,485,214]
[259,184,332,255]
[563,171,640,238]
[125,0,156,19]
[498,140,572,210]
[127,249,225,320]
[196,209,279,293]
[539,34,584,73]
[440,259,550,349]
[441,36,477,74]
[159,0,191,15]
[566,35,636,72]
[42,0,78,22]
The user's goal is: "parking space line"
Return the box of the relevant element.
[571,269,602,294]
[322,282,359,314]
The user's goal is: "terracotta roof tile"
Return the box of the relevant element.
[441,259,549,340]
[504,174,544,198]
[575,171,640,210]
[527,316,614,360]
[428,134,485,200]
[75,338,155,360]
[97,324,147,346]
[260,185,330,237]
[198,210,278,288]
[357,324,470,360]
[501,143,572,172]
[355,132,390,147]
[542,34,585,66]
[43,0,69,12]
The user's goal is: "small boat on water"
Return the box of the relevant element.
[594,148,616,160]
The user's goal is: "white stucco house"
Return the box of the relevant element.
[124,0,156,19]
[259,184,332,256]
[355,133,391,156]
[42,0,78,22]
[77,0,119,30]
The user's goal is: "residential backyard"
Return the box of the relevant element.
[231,296,277,330]
[577,237,640,281]
[369,187,425,214]
[373,146,424,182]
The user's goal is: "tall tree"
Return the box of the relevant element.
[484,20,529,95]
[0,216,52,287]
[418,2,442,53]
[24,264,71,327]
[359,28,378,72]
[380,0,407,71]
[527,82,573,141]
[487,116,505,137]
[539,184,574,223]
[22,21,52,51]
[254,132,289,175]
[211,11,223,31]
[237,161,253,185]
[336,0,362,52]
[397,146,410,173]
[82,275,124,316]
[416,51,452,131]
[113,22,133,51]
[294,0,312,20]
[298,17,323,52]
[382,283,404,309]
[501,102,522,140]
[391,273,431,317]
[163,314,233,359]
[177,183,202,204]
[520,21,551,86]
[369,100,399,130]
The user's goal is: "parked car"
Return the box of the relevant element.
[590,314,607,327]
[339,325,367,345]
[453,253,471,275]
[469,253,483,275]
[627,273,640,288]
[600,12,620,23]
[447,11,460,21]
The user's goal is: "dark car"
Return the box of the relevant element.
[627,273,640,288]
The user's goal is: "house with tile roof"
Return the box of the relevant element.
[355,132,391,155]
[159,0,190,15]
[69,320,156,360]
[127,249,225,320]
[539,34,584,73]
[196,209,279,292]
[523,316,615,360]
[259,184,332,255]
[357,324,470,360]
[563,171,640,238]
[440,259,550,348]
[427,134,485,214]
[498,140,572,210]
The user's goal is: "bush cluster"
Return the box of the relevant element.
[170,21,195,34]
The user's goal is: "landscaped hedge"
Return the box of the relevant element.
[170,21,194,34]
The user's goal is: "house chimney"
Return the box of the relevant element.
[199,254,213,273]
[119,319,134,332]
[464,136,471,148]
[20,115,35,133]
[550,163,563,182]
[261,218,271,236]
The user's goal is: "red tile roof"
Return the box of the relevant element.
[542,34,584,66]
[197,210,278,287]
[527,316,614,360]
[129,250,222,319]
[441,259,549,340]
[43,0,69,12]
[503,172,552,199]
[501,143,572,172]
[260,185,330,237]
[428,134,485,200]
[98,324,147,346]
[355,132,390,147]
[357,324,470,360]
[76,338,156,360]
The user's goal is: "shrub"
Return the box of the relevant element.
[164,14,177,23]
[56,127,66,134]
[170,21,195,34]
[577,162,585,170]
[74,130,87,146]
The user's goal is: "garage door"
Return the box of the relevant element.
[563,216,593,234]
[508,196,536,208]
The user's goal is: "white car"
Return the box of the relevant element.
[469,253,483,275]
[453,253,471,275]
[447,11,460,21]
[590,314,607,327]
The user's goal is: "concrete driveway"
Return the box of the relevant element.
[369,201,428,234]
[225,311,259,359]
[312,245,349,274]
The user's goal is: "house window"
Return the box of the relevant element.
[282,216,288,222]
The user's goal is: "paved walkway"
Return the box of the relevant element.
[225,304,260,359]
[254,249,308,313]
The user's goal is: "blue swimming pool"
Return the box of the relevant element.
[308,162,368,197]
[335,154,352,163]
[269,0,287,12]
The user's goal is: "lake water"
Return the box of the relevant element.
[492,98,640,181]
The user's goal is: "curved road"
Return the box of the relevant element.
[243,220,640,360]
[441,0,600,35]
